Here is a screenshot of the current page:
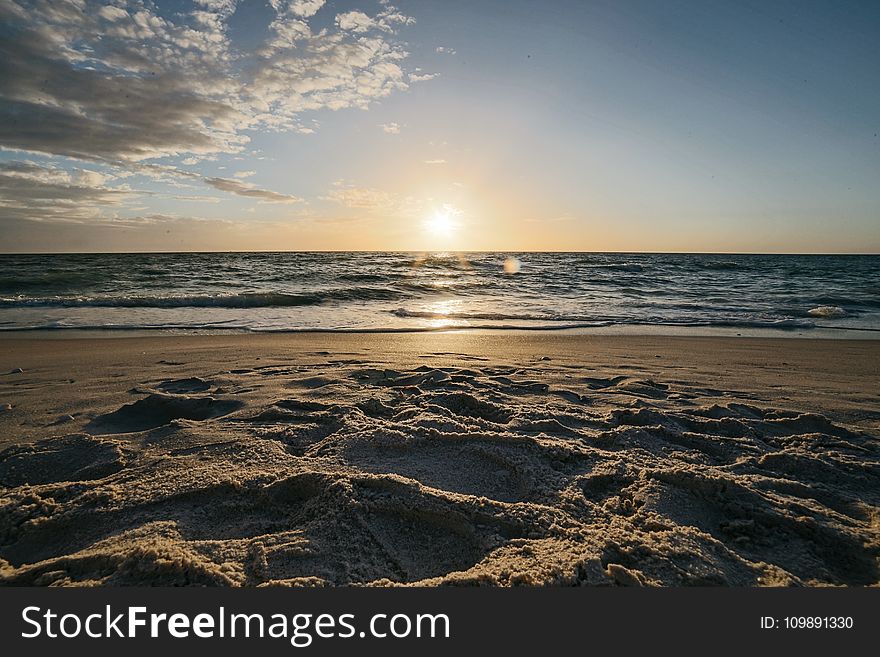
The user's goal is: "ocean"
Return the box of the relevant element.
[0,252,878,334]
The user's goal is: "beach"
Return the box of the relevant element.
[1,331,878,586]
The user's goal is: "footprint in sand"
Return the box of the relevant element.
[0,434,127,486]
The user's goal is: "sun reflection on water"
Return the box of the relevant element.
[422,299,468,328]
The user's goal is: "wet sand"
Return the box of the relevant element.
[1,332,878,586]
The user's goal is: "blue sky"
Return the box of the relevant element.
[0,0,878,252]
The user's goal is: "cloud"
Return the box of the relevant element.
[287,0,325,18]
[380,122,401,134]
[323,183,397,210]
[172,194,222,203]
[194,1,238,13]
[0,2,244,163]
[435,46,456,55]
[321,181,428,221]
[336,10,377,33]
[97,5,128,21]
[0,0,422,213]
[335,5,415,33]
[233,170,257,178]
[410,72,439,82]
[424,159,447,165]
[204,177,301,203]
[0,160,133,223]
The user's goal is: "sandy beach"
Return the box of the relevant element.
[0,332,878,586]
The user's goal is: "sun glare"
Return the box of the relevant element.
[425,209,458,236]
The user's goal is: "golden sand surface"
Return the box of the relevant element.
[1,332,878,586]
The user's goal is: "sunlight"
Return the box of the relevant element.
[424,299,467,328]
[424,207,460,237]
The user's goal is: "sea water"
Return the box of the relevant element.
[1,252,877,334]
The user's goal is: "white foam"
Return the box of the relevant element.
[808,305,847,318]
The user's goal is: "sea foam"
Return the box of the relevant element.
[807,305,847,318]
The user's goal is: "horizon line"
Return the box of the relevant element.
[1,249,879,257]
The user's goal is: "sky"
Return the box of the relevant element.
[0,0,878,253]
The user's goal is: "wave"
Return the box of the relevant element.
[390,308,816,329]
[1,253,878,334]
[391,309,586,322]
[10,317,874,334]
[810,295,880,309]
[698,261,741,270]
[333,273,399,283]
[807,305,848,318]
[0,271,111,291]
[582,263,645,273]
[0,288,409,309]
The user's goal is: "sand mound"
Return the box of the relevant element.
[86,394,244,434]
[155,377,213,394]
[1,357,878,587]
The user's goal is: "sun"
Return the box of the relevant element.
[425,209,458,236]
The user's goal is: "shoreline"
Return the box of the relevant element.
[1,332,878,586]
[2,323,878,340]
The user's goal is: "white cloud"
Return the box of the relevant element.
[336,11,376,33]
[335,4,414,34]
[380,122,401,134]
[97,6,128,22]
[288,0,325,18]
[0,3,419,160]
[203,177,301,203]
[323,183,396,210]
[0,0,425,215]
[172,194,222,203]
[194,1,238,14]
[233,170,256,178]
[321,181,430,221]
[424,159,447,165]
[435,46,456,55]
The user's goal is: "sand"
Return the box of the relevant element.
[0,332,878,586]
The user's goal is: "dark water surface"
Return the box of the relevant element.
[1,252,878,333]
